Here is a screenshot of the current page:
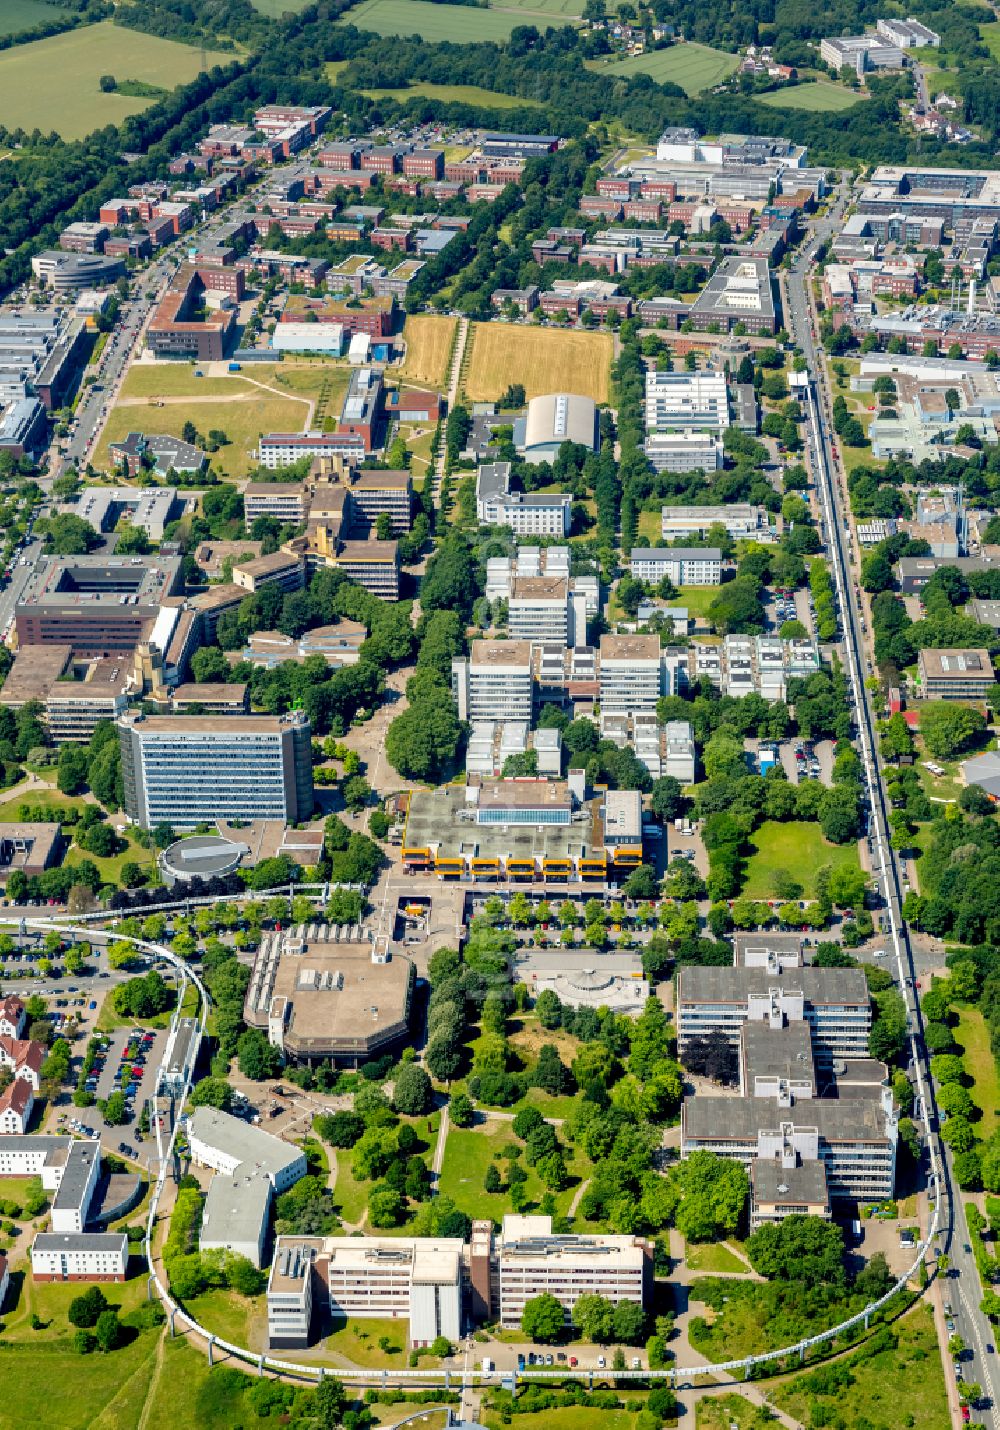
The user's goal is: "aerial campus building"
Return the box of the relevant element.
[400,775,644,884]
[118,710,314,828]
[189,1107,307,1269]
[243,924,415,1066]
[14,555,184,657]
[678,948,898,1222]
[267,1215,651,1349]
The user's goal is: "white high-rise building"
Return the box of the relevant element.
[452,641,534,723]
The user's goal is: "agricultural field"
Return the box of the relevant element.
[360,81,544,108]
[337,0,570,41]
[249,0,315,13]
[490,0,582,15]
[463,322,612,403]
[0,22,231,140]
[400,314,458,390]
[759,79,865,111]
[742,820,861,900]
[592,41,739,97]
[0,0,70,37]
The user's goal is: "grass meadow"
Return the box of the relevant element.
[0,22,230,139]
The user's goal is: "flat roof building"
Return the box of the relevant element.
[916,647,995,700]
[629,547,722,586]
[452,640,533,724]
[496,1215,650,1329]
[15,555,184,657]
[402,776,643,883]
[31,1232,128,1283]
[119,709,314,828]
[661,504,771,542]
[243,925,415,1065]
[677,959,871,1067]
[689,257,776,334]
[476,461,571,536]
[70,485,188,540]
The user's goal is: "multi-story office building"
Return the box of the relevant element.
[232,551,306,595]
[663,720,696,782]
[188,1107,307,1269]
[402,775,644,883]
[645,432,723,474]
[598,634,661,721]
[645,370,728,432]
[267,1241,314,1348]
[917,647,995,700]
[31,1233,128,1283]
[693,635,820,700]
[681,960,898,1213]
[119,710,314,828]
[244,483,312,526]
[452,641,534,723]
[15,556,184,656]
[476,461,572,536]
[268,1215,649,1348]
[688,257,776,335]
[676,957,872,1067]
[661,504,771,542]
[243,925,414,1066]
[508,575,571,644]
[494,1216,651,1329]
[629,548,722,585]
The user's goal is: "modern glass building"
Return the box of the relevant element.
[118,710,313,829]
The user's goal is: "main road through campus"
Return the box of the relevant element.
[785,222,1000,1426]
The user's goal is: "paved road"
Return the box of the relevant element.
[786,200,999,1427]
[62,256,177,473]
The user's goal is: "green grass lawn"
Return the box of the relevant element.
[742,821,861,901]
[982,20,1000,60]
[696,1395,777,1429]
[759,80,865,111]
[184,1286,262,1346]
[96,988,176,1033]
[142,1337,270,1430]
[437,1117,589,1222]
[359,82,544,107]
[685,1240,750,1274]
[331,1147,374,1226]
[249,0,315,12]
[0,0,70,36]
[94,391,307,480]
[590,42,739,97]
[0,22,231,140]
[954,1005,1000,1135]
[482,1409,644,1430]
[772,1303,948,1430]
[325,1315,409,1366]
[0,1263,167,1430]
[337,0,572,39]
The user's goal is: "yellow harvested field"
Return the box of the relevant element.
[463,323,612,403]
[400,314,457,390]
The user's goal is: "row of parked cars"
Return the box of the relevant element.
[113,1029,155,1112]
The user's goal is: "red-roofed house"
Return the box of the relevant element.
[0,996,25,1039]
[0,1036,44,1090]
[0,1077,34,1133]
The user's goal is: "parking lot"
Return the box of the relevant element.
[70,1025,168,1161]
